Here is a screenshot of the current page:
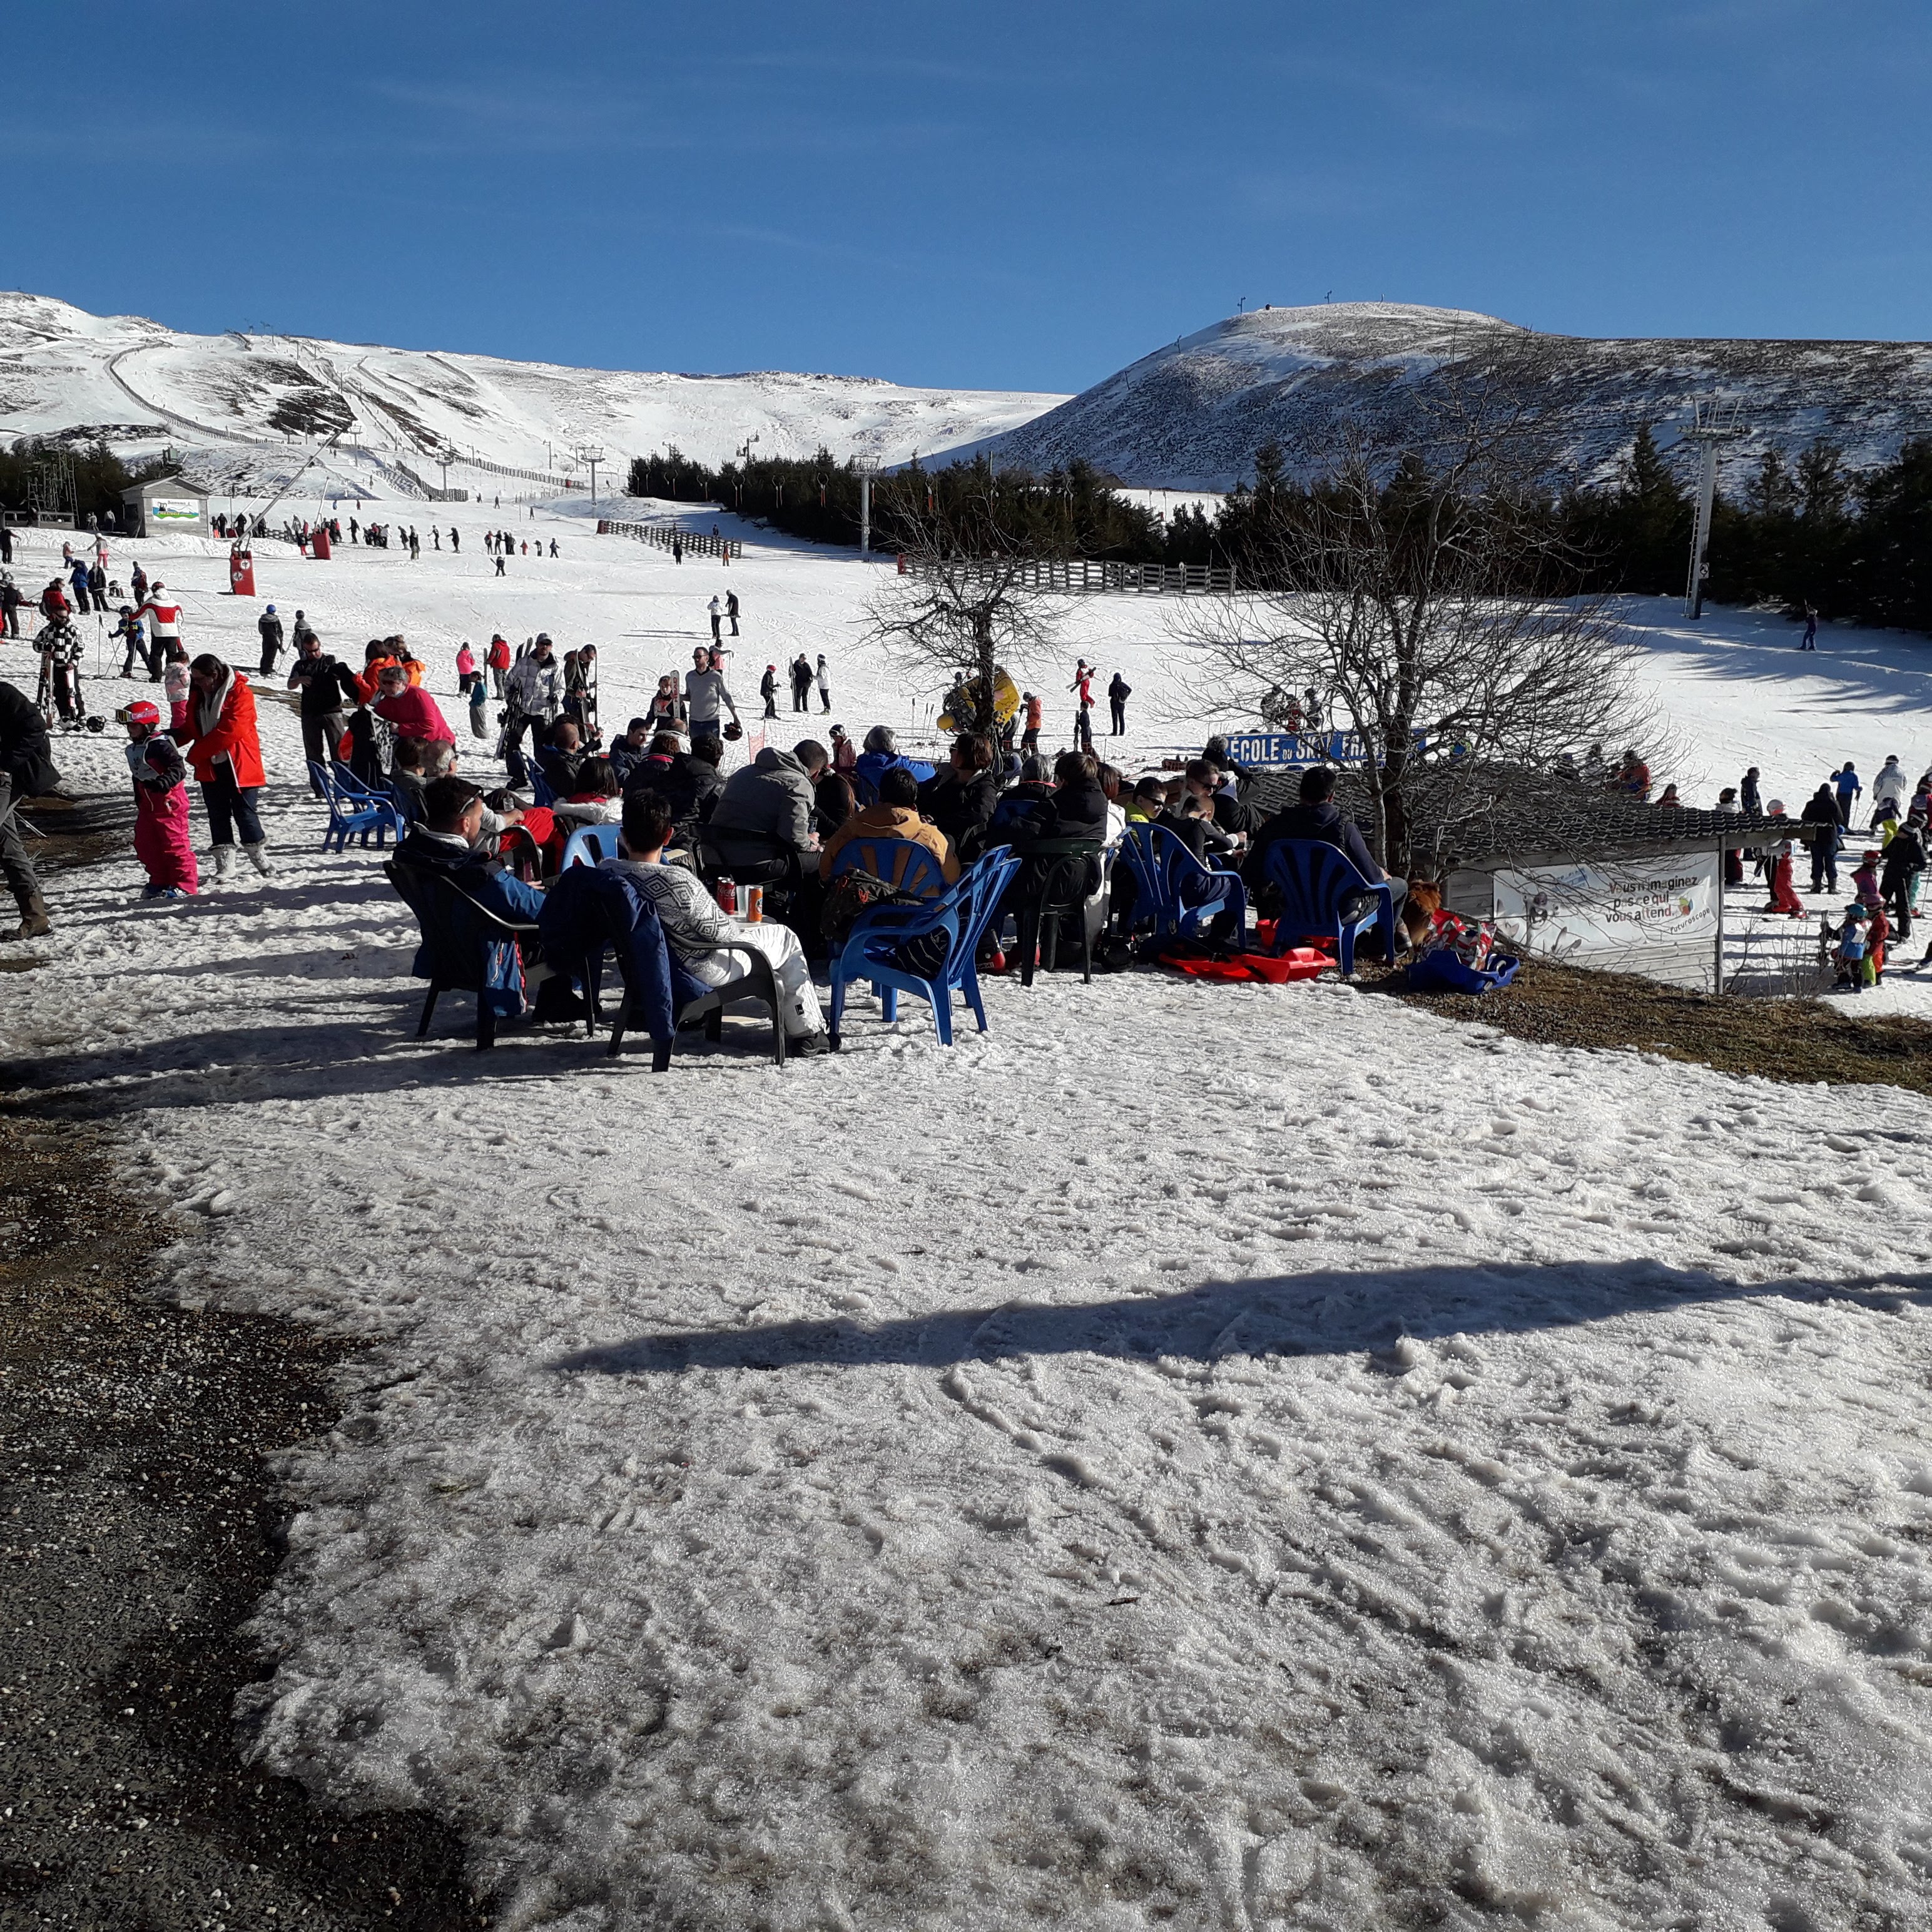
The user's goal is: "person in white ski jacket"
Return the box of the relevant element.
[1872,755,1909,825]
[138,583,184,648]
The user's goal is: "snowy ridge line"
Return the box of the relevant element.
[0,290,1065,480]
[961,299,1932,492]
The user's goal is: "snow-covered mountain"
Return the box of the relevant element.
[948,302,1932,492]
[0,291,1066,501]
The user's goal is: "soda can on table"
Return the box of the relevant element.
[716,876,738,915]
[746,885,763,923]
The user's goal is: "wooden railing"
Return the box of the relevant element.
[899,555,1235,594]
[598,517,738,562]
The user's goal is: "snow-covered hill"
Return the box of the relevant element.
[949,301,1932,492]
[0,291,1065,502]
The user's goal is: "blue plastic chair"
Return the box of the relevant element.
[1118,823,1248,946]
[315,761,404,852]
[1258,838,1394,975]
[827,835,950,898]
[829,847,1017,1048]
[559,822,621,870]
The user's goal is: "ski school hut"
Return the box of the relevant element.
[119,475,208,539]
[1216,730,1800,995]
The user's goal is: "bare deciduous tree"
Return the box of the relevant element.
[861,479,1063,740]
[1178,422,1667,880]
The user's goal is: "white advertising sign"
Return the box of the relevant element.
[148,497,201,522]
[1492,851,1719,984]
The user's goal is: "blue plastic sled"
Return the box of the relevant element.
[1406,950,1520,994]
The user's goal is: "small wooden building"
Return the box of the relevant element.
[120,475,209,539]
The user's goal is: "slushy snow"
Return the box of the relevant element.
[7,504,1932,1929]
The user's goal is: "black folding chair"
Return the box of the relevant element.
[384,858,542,1050]
[1014,838,1104,987]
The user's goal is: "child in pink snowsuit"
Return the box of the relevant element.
[118,699,198,898]
[163,646,191,735]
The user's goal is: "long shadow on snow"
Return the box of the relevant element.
[0,1007,788,1115]
[1624,597,1932,719]
[549,1259,1932,1375]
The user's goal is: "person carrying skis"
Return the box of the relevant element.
[684,645,739,744]
[116,698,197,899]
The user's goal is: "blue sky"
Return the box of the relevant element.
[8,1,1927,393]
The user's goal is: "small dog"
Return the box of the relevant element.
[1400,880,1442,950]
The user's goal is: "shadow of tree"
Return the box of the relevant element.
[549,1258,1932,1375]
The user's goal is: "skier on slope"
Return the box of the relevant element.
[137,581,184,656]
[1871,755,1908,828]
[257,604,285,678]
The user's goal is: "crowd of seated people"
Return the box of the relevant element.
[382,698,1406,1055]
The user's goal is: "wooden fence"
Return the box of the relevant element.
[598,517,739,562]
[900,555,1236,595]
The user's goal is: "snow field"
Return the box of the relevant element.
[9,506,1932,1926]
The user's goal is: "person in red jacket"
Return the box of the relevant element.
[179,653,271,880]
[137,582,184,653]
[372,664,455,746]
[487,633,512,699]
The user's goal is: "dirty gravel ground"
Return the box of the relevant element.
[0,1112,491,1930]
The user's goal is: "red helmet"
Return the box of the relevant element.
[117,699,161,730]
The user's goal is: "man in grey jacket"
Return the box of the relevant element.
[707,740,826,875]
[503,634,562,785]
[684,645,739,742]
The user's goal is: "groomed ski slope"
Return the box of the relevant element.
[8,505,1932,1929]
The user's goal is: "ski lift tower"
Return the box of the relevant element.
[1680,397,1749,620]
[854,455,880,555]
[572,444,607,515]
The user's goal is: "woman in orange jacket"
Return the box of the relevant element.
[180,653,272,879]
